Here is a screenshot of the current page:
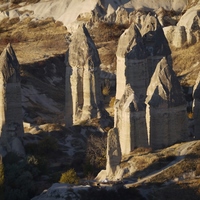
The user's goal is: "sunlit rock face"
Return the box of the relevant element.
[116,14,171,103]
[103,15,188,180]
[145,57,188,149]
[114,14,173,156]
[65,25,103,126]
[114,84,147,155]
[0,44,24,156]
[193,71,200,139]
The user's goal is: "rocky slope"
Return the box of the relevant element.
[0,0,199,200]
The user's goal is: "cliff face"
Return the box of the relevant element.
[65,25,103,126]
[0,44,24,156]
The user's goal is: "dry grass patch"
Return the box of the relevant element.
[172,42,200,86]
[0,17,68,64]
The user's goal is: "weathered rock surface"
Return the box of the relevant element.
[192,71,200,139]
[115,85,147,155]
[145,57,188,149]
[116,14,171,102]
[65,25,103,126]
[164,26,187,48]
[115,6,129,25]
[0,44,24,156]
[102,15,188,179]
[164,3,200,47]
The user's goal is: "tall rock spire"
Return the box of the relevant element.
[65,25,103,125]
[192,71,200,139]
[146,57,187,149]
[0,44,24,139]
[0,44,24,156]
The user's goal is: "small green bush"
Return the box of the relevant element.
[59,169,79,185]
[0,160,4,196]
[38,136,58,155]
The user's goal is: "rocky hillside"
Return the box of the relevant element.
[0,0,199,200]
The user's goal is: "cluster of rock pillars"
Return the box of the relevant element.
[0,14,200,178]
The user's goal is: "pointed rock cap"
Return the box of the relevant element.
[140,14,171,56]
[116,23,147,59]
[68,24,100,68]
[193,71,200,99]
[0,43,20,82]
[118,84,144,111]
[145,57,185,108]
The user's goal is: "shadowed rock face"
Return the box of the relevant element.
[0,44,24,156]
[193,71,200,139]
[65,25,103,125]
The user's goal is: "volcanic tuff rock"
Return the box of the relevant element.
[100,15,188,180]
[116,14,171,102]
[0,44,24,156]
[146,57,187,149]
[164,2,200,47]
[114,85,147,155]
[192,71,200,139]
[65,25,103,126]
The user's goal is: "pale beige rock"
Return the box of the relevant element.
[116,15,171,101]
[163,26,187,48]
[65,25,103,125]
[115,85,147,155]
[115,6,129,25]
[177,4,200,31]
[145,57,187,149]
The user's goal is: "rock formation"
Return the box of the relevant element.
[65,25,103,126]
[164,3,200,47]
[114,85,147,155]
[116,14,171,101]
[0,44,24,156]
[100,15,188,180]
[192,71,200,139]
[145,57,187,149]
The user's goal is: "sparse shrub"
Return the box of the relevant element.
[27,155,47,175]
[109,96,116,107]
[85,134,107,175]
[188,112,194,119]
[195,164,200,176]
[38,136,58,155]
[3,153,38,200]
[0,158,4,197]
[24,143,38,155]
[102,85,110,96]
[59,169,80,185]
